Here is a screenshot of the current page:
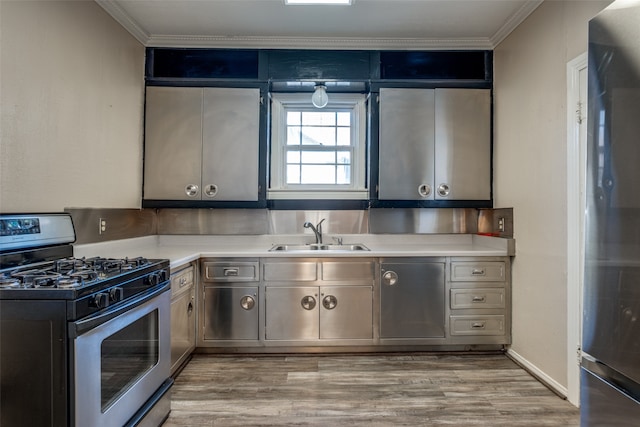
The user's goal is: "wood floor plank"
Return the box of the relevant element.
[163,353,579,426]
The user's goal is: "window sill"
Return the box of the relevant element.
[267,190,369,200]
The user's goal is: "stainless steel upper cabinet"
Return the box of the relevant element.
[202,88,259,201]
[378,88,491,201]
[144,87,260,201]
[434,88,491,200]
[144,87,203,200]
[378,88,436,200]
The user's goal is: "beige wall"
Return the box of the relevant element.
[494,0,611,389]
[0,1,145,213]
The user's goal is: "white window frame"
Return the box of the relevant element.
[268,92,368,200]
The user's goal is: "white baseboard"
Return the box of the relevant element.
[506,348,570,400]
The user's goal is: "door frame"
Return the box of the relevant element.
[566,52,588,406]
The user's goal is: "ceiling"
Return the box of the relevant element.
[96,0,543,50]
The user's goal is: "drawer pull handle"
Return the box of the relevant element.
[471,322,486,329]
[224,268,239,276]
[472,296,486,303]
[472,268,486,276]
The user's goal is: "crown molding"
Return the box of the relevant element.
[490,0,543,47]
[97,0,542,50]
[96,0,150,45]
[145,35,494,50]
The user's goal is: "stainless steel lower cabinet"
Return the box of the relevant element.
[380,259,446,338]
[265,285,373,341]
[170,265,196,375]
[203,286,259,340]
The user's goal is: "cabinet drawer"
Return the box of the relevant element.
[171,266,194,295]
[450,315,505,336]
[450,262,505,282]
[450,288,505,309]
[263,262,317,282]
[203,261,259,282]
[322,261,375,282]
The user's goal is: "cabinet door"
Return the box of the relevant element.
[203,286,259,340]
[320,285,373,339]
[378,88,435,200]
[380,261,445,338]
[144,87,203,200]
[202,88,260,201]
[170,288,195,374]
[434,89,491,200]
[265,286,318,340]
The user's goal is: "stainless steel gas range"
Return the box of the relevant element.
[0,213,172,427]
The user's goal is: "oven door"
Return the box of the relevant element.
[72,285,171,427]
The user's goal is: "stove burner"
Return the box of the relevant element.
[56,276,83,289]
[2,256,157,291]
[0,277,21,288]
[9,266,89,289]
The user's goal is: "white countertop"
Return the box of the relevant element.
[73,234,515,269]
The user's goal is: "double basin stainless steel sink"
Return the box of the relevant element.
[269,243,370,252]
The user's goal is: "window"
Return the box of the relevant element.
[269,93,367,199]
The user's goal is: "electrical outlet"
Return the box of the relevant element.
[99,218,107,234]
[497,217,505,233]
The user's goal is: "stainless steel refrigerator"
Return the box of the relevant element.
[581,0,640,425]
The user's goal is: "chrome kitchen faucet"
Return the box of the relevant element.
[303,218,325,244]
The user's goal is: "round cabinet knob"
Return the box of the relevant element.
[382,270,398,286]
[185,184,199,197]
[301,295,317,311]
[240,295,255,310]
[437,183,450,197]
[204,184,218,198]
[418,184,432,198]
[322,295,338,310]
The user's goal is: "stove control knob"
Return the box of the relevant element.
[90,293,110,309]
[147,273,160,286]
[109,287,124,303]
[158,270,168,282]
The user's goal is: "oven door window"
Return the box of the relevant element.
[101,309,159,411]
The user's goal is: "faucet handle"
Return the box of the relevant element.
[332,236,343,245]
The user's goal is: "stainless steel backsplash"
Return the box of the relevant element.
[68,207,513,244]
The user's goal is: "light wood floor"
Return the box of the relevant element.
[163,353,579,426]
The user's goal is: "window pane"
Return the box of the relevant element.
[337,112,351,126]
[337,151,351,164]
[287,151,300,163]
[301,127,336,146]
[300,165,336,184]
[301,151,336,164]
[302,111,335,126]
[287,126,301,145]
[287,111,301,126]
[336,127,350,146]
[286,165,300,184]
[337,165,351,184]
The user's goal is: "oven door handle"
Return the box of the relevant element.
[70,281,170,338]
